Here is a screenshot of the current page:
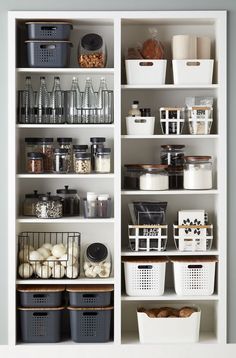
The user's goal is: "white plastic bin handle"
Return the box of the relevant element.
[139,61,154,66]
[186,61,201,67]
[188,264,203,269]
[138,265,153,269]
[134,119,147,123]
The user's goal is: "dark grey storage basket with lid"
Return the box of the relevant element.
[18,307,64,343]
[68,306,113,343]
[26,22,73,40]
[66,285,113,307]
[26,40,72,68]
[17,285,65,308]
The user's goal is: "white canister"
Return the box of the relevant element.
[183,156,213,190]
[172,35,197,60]
[139,165,169,191]
[197,36,211,59]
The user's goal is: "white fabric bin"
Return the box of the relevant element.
[172,59,214,85]
[126,116,155,135]
[137,305,201,343]
[125,60,167,85]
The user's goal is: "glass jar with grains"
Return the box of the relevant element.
[78,33,106,68]
[35,192,63,219]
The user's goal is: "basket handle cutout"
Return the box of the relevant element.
[188,264,203,269]
[138,265,153,269]
[41,26,57,31]
[82,294,97,298]
[33,312,48,317]
[186,61,200,67]
[33,294,48,299]
[139,62,154,66]
[40,44,56,50]
[134,119,147,124]
[83,312,98,316]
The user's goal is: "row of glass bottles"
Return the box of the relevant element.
[18,76,113,124]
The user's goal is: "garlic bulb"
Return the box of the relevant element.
[29,250,44,261]
[18,249,29,263]
[60,254,76,267]
[45,256,57,268]
[18,263,33,279]
[31,262,41,273]
[98,268,110,278]
[66,264,79,278]
[85,268,97,278]
[36,265,52,279]
[52,264,65,278]
[37,247,50,259]
[42,243,53,251]
[52,244,67,258]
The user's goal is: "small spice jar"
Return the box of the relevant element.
[90,137,106,171]
[56,185,80,216]
[84,243,111,278]
[23,190,43,216]
[139,165,169,191]
[35,192,63,219]
[97,194,111,218]
[160,145,185,166]
[78,33,106,68]
[183,156,213,190]
[53,148,70,173]
[27,152,44,174]
[124,165,142,190]
[95,148,111,173]
[74,152,91,174]
[73,144,88,170]
[57,137,73,171]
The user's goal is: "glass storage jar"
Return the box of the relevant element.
[124,164,143,190]
[183,156,213,190]
[74,152,91,174]
[84,243,111,278]
[83,192,97,218]
[25,138,54,173]
[23,190,43,216]
[97,194,111,218]
[168,166,184,190]
[53,148,70,173]
[27,152,44,174]
[160,145,185,166]
[73,144,88,169]
[78,33,106,68]
[90,137,106,171]
[139,165,169,191]
[56,185,80,216]
[57,137,73,171]
[95,148,111,173]
[35,192,63,219]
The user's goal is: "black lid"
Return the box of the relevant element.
[73,145,88,151]
[86,243,108,263]
[90,137,106,143]
[57,137,72,143]
[25,190,41,198]
[133,100,139,105]
[25,137,53,143]
[27,152,43,159]
[81,33,103,51]
[56,185,77,194]
[54,148,69,154]
[40,192,62,201]
[161,144,185,150]
[97,147,111,154]
[75,152,91,159]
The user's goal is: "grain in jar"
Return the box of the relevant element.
[53,148,70,173]
[95,147,111,173]
[24,137,54,173]
[27,152,44,174]
[74,152,91,174]
[57,137,73,171]
[90,137,106,170]
[35,193,63,219]
[73,144,88,170]
[78,33,106,68]
[183,156,213,190]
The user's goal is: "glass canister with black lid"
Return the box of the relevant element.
[56,185,80,216]
[23,190,43,216]
[57,137,73,171]
[78,33,107,68]
[84,242,111,278]
[35,192,63,219]
[73,144,88,170]
[24,137,54,173]
[160,145,185,166]
[90,137,106,171]
[124,164,143,190]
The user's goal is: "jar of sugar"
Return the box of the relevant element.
[139,165,169,191]
[183,156,212,190]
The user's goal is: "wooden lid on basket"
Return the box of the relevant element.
[170,256,218,263]
[67,306,114,311]
[66,285,114,293]
[18,306,65,311]
[122,256,169,263]
[17,285,65,293]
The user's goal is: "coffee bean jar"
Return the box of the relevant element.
[124,165,143,190]
[56,185,80,216]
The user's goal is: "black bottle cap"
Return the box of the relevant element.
[86,243,108,263]
[81,33,103,51]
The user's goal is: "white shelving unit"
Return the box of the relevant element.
[8,10,226,351]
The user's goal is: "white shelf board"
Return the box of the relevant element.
[16,340,115,346]
[121,292,219,301]
[121,134,219,139]
[16,277,114,285]
[17,124,114,129]
[121,331,217,345]
[121,249,219,256]
[121,190,219,195]
[17,173,115,179]
[17,217,115,224]
[17,68,115,74]
[121,84,219,90]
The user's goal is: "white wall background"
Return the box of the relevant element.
[0,0,235,348]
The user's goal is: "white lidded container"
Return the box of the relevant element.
[122,257,168,296]
[125,60,167,85]
[172,59,214,85]
[139,164,169,191]
[137,305,201,343]
[171,256,217,295]
[126,116,155,135]
[183,156,213,190]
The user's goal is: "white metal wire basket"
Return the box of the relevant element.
[128,225,168,252]
[173,224,213,252]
